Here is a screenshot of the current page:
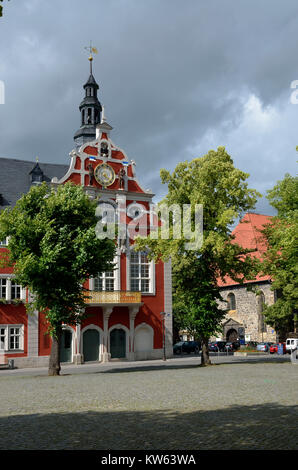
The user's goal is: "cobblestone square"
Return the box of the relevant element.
[0,358,297,450]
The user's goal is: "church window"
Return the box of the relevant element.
[227,293,236,310]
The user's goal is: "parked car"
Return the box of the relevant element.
[286,338,298,354]
[224,341,240,351]
[270,343,286,354]
[256,342,271,352]
[245,341,258,349]
[173,341,200,355]
[208,341,227,352]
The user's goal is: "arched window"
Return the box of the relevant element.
[258,291,267,332]
[227,293,236,310]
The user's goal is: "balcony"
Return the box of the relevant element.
[84,290,142,306]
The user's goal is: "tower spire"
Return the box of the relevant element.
[74,43,102,147]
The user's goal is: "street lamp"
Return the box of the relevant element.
[160,312,166,361]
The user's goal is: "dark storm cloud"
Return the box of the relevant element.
[0,0,297,212]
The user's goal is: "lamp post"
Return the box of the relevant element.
[160,312,166,361]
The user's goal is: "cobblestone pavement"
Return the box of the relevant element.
[0,357,297,450]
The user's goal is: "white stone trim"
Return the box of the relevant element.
[163,259,173,357]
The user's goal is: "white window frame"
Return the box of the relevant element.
[0,324,24,352]
[90,256,120,292]
[11,281,22,300]
[0,278,7,299]
[128,250,155,295]
[0,275,26,302]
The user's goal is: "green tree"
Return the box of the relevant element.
[135,147,260,365]
[0,182,115,375]
[261,172,298,336]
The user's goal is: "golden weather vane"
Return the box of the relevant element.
[84,41,98,74]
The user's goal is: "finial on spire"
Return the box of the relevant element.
[84,41,98,74]
[101,104,106,123]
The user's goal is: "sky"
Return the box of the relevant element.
[0,0,297,215]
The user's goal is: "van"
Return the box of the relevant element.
[286,338,298,353]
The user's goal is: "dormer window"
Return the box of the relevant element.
[30,162,44,185]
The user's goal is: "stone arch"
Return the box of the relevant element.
[226,328,238,342]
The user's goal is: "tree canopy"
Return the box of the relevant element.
[135,147,260,364]
[260,172,298,336]
[0,182,115,374]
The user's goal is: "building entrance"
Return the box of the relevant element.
[110,329,126,358]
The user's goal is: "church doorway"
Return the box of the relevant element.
[60,329,73,363]
[83,329,100,362]
[110,328,126,359]
[226,328,238,342]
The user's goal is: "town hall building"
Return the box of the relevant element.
[0,55,173,367]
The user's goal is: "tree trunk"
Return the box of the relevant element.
[48,327,62,376]
[201,337,211,366]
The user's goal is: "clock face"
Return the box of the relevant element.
[94,163,115,187]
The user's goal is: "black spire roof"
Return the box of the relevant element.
[74,60,102,147]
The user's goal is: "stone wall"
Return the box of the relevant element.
[215,281,277,343]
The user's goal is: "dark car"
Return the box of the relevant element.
[173,341,200,355]
[208,341,227,352]
[225,341,240,351]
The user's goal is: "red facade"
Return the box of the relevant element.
[0,119,173,367]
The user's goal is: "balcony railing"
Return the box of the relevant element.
[85,290,142,305]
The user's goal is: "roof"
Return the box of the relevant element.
[83,73,99,89]
[0,157,68,210]
[218,213,273,288]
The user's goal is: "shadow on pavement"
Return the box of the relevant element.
[97,357,290,375]
[0,402,297,450]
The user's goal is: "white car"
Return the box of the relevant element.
[285,338,298,353]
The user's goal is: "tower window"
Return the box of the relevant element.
[87,108,92,124]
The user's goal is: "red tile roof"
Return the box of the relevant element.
[218,213,273,287]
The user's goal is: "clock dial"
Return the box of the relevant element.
[94,163,115,187]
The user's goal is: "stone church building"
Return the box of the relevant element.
[216,213,278,344]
